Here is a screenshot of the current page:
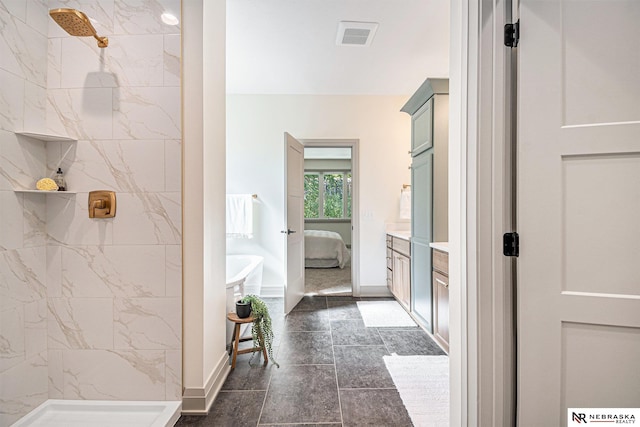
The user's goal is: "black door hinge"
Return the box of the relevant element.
[504,21,520,48]
[503,232,519,257]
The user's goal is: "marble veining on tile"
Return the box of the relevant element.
[113,86,180,140]
[163,34,179,86]
[112,192,181,245]
[0,306,25,372]
[0,191,25,251]
[47,88,113,140]
[60,245,167,297]
[0,131,47,191]
[0,68,25,131]
[0,247,46,311]
[47,297,113,349]
[23,195,46,247]
[0,352,48,427]
[24,299,47,357]
[1,0,183,420]
[114,297,181,350]
[114,0,181,35]
[23,80,47,131]
[62,349,166,400]
[0,9,47,86]
[165,349,181,400]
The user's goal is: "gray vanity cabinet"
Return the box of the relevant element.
[401,78,449,333]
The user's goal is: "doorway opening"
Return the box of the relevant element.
[301,140,359,296]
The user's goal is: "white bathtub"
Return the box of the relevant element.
[225,255,264,342]
[226,254,264,297]
[12,399,181,427]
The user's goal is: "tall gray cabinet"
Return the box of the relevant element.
[401,78,449,332]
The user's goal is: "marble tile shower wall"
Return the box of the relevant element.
[1,1,51,425]
[0,1,182,424]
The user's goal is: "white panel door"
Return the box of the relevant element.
[284,133,305,313]
[518,1,640,425]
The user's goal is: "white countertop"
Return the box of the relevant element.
[429,242,449,253]
[386,230,411,240]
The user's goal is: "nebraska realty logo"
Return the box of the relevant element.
[569,408,639,424]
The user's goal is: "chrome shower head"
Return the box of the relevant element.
[49,8,108,48]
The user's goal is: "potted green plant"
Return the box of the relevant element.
[235,299,252,318]
[238,294,279,367]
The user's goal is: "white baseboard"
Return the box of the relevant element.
[259,284,284,298]
[260,284,392,298]
[356,285,393,297]
[181,351,230,415]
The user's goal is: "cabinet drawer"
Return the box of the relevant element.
[433,249,448,275]
[386,248,393,270]
[392,237,410,257]
[386,234,393,248]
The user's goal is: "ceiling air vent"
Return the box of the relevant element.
[336,21,379,47]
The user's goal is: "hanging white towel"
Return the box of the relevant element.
[399,189,412,220]
[226,194,254,238]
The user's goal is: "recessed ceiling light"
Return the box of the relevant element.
[161,12,179,26]
[336,21,379,47]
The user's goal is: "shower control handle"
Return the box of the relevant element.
[281,229,296,235]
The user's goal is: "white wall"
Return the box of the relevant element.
[182,0,229,414]
[227,94,411,293]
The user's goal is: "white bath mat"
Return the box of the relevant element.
[383,355,450,427]
[356,300,416,327]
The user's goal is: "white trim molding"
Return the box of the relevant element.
[181,351,230,414]
[300,139,361,297]
[450,0,516,426]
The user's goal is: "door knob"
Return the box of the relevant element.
[281,229,296,235]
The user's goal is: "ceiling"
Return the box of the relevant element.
[226,0,450,95]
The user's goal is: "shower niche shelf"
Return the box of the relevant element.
[13,131,78,194]
[14,189,77,194]
[15,131,76,142]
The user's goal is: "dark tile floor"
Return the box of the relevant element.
[175,296,446,426]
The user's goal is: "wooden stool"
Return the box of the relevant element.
[226,312,268,369]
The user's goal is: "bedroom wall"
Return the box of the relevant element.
[226,94,411,295]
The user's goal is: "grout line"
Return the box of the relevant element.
[329,311,345,427]
[338,387,398,391]
[255,360,275,426]
[258,423,342,426]
[254,308,289,425]
[331,344,388,347]
[278,363,336,367]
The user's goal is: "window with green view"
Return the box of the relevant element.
[304,171,351,219]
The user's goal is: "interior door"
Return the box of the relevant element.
[284,133,305,313]
[518,1,640,425]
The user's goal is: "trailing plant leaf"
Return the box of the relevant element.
[240,294,279,367]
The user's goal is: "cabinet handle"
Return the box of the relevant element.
[407,151,412,155]
[435,277,448,288]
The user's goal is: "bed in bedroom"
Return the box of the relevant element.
[304,230,351,269]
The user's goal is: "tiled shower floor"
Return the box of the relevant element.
[175,296,445,427]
